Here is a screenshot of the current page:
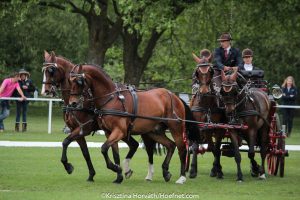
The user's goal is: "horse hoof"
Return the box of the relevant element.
[125,169,133,179]
[236,178,243,182]
[216,173,224,179]
[189,171,197,179]
[251,171,259,177]
[87,177,94,182]
[175,176,187,184]
[210,171,217,177]
[66,163,74,174]
[113,174,124,184]
[258,174,266,180]
[163,172,172,182]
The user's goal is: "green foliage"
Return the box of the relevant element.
[0,0,299,100]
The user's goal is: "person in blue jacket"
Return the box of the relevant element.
[13,69,35,132]
[281,76,298,136]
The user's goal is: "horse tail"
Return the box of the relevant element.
[179,98,202,143]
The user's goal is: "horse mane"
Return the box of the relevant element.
[83,63,113,82]
[56,55,112,81]
[57,55,76,67]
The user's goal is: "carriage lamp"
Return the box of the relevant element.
[271,84,283,99]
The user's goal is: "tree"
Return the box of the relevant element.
[118,0,200,86]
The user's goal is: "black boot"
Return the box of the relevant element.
[15,123,20,132]
[22,123,27,132]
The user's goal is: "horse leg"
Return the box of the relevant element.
[122,136,139,179]
[245,131,260,177]
[146,132,176,182]
[61,128,81,175]
[189,142,199,179]
[101,129,125,184]
[76,137,96,182]
[111,142,124,183]
[169,127,188,184]
[212,134,224,179]
[230,132,243,182]
[259,126,269,179]
[141,134,155,181]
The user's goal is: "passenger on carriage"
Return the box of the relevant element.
[239,48,267,90]
[213,32,243,71]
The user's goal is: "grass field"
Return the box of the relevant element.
[0,104,300,200]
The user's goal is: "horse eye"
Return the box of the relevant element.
[77,79,83,86]
[48,68,54,74]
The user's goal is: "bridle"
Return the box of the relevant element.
[42,62,61,96]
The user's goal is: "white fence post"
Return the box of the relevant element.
[0,97,62,134]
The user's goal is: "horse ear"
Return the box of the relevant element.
[221,70,226,81]
[44,50,50,59]
[50,51,57,62]
[78,64,83,74]
[192,52,201,63]
[230,68,238,81]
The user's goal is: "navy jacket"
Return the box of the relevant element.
[13,79,35,98]
[281,86,297,105]
[213,47,243,70]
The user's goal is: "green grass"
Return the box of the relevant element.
[0,104,300,199]
[0,147,300,200]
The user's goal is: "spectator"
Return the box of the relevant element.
[281,76,298,137]
[213,32,243,71]
[0,72,26,132]
[13,69,35,132]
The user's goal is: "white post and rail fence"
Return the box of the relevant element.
[0,97,62,134]
[1,96,300,134]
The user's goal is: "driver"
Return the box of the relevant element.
[213,32,243,71]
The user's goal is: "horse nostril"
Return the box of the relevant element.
[69,102,77,107]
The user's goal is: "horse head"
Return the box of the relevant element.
[68,65,90,108]
[220,67,239,113]
[42,51,69,97]
[192,52,214,94]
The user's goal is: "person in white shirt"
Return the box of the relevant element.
[240,48,265,88]
[241,48,255,71]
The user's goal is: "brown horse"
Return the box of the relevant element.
[189,56,226,179]
[220,68,271,181]
[68,64,201,184]
[41,51,141,183]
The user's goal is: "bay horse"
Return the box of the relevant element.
[41,51,142,183]
[68,64,201,184]
[189,55,226,179]
[220,68,271,181]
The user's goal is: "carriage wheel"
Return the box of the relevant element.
[272,118,286,177]
[267,154,277,175]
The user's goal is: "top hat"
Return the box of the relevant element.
[242,48,253,57]
[217,32,232,41]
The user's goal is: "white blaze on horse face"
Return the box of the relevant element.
[145,163,154,181]
[41,70,46,96]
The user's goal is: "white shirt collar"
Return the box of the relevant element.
[244,64,253,71]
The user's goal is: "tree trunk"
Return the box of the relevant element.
[86,11,122,66]
[123,29,164,87]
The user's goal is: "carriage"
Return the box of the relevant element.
[189,64,288,180]
[42,51,288,184]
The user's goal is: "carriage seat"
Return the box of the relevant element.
[239,69,267,90]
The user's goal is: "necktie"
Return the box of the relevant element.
[224,49,228,59]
